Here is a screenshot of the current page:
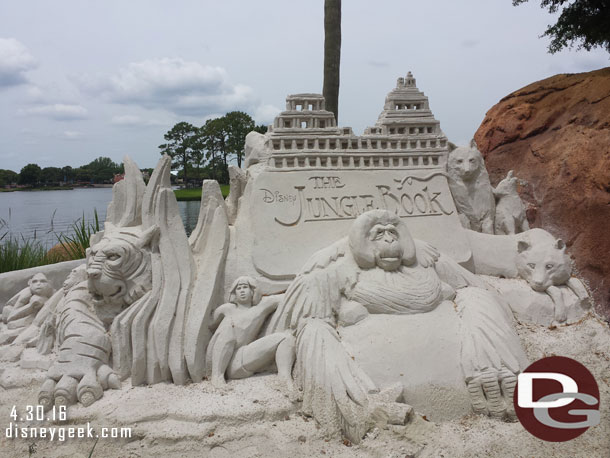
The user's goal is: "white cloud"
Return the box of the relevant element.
[110,114,166,127]
[0,38,37,88]
[81,57,260,117]
[254,104,281,125]
[20,103,88,120]
[62,130,83,139]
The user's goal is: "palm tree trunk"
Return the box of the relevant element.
[323,0,341,123]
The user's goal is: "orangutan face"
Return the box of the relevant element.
[368,223,403,271]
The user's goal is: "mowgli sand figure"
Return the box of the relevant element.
[206,276,296,392]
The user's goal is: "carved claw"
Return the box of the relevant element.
[466,366,517,421]
[39,363,120,409]
[38,378,56,410]
[54,375,79,407]
[97,364,121,390]
[77,372,104,407]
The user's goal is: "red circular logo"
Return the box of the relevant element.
[514,356,600,442]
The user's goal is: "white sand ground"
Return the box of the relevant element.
[0,314,608,458]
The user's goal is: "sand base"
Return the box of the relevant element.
[1,315,609,457]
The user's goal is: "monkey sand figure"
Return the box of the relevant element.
[207,276,296,393]
[267,210,529,443]
[0,273,55,345]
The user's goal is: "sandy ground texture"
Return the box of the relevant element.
[0,313,608,458]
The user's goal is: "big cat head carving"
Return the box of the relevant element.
[86,223,158,323]
[348,210,417,271]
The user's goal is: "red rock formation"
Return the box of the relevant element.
[475,67,610,321]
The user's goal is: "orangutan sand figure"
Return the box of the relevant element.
[267,209,529,442]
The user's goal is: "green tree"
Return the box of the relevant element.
[323,0,341,122]
[86,157,121,183]
[61,166,74,183]
[75,166,92,183]
[513,0,610,53]
[0,169,18,187]
[159,122,200,186]
[41,167,63,185]
[254,124,268,135]
[200,117,228,183]
[18,163,42,186]
[224,111,256,168]
[199,112,257,181]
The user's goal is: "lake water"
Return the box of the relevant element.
[0,188,200,248]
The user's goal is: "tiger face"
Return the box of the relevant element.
[86,225,157,324]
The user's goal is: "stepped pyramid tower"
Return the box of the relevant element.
[262,72,449,171]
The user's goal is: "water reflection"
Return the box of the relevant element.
[178,200,200,236]
[0,188,200,247]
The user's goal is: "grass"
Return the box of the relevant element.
[56,209,101,260]
[0,234,63,273]
[174,185,230,201]
[0,210,100,273]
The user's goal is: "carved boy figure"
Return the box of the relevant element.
[206,276,295,391]
[447,139,496,233]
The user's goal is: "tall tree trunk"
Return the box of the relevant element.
[323,0,341,123]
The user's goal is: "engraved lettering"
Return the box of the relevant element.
[274,186,305,226]
[414,193,429,214]
[423,186,454,215]
[376,185,400,214]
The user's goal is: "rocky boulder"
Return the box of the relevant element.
[474,67,610,321]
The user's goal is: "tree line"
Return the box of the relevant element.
[159,111,266,185]
[0,157,124,188]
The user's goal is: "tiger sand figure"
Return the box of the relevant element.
[447,139,495,233]
[38,226,157,408]
[38,154,197,408]
[494,170,529,235]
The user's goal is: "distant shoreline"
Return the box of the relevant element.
[174,185,229,201]
[0,185,114,193]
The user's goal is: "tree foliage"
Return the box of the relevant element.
[10,157,121,187]
[160,111,259,185]
[41,167,63,184]
[159,121,199,185]
[513,0,610,53]
[18,164,42,186]
[0,169,18,187]
[85,157,122,183]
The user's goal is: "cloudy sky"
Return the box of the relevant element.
[0,0,607,172]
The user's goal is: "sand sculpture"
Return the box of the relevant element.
[0,72,595,444]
